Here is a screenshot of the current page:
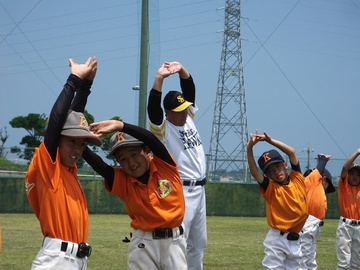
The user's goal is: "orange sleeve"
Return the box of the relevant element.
[305,169,327,220]
[338,175,360,219]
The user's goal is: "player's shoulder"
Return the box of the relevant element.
[289,170,306,183]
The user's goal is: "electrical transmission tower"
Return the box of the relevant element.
[208,0,249,182]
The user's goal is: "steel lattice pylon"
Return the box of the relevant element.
[208,0,249,182]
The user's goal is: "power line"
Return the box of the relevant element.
[0,0,42,45]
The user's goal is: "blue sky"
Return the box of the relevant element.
[1,0,360,168]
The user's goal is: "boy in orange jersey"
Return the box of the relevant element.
[302,153,335,269]
[247,130,308,270]
[25,57,102,270]
[336,149,360,270]
[82,119,187,270]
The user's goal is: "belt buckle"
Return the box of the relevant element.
[350,220,358,226]
[188,180,196,192]
[202,177,207,186]
[76,242,92,258]
[286,232,299,241]
[152,229,169,239]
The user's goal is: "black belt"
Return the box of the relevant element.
[280,231,300,241]
[61,241,92,258]
[183,178,207,186]
[152,226,184,239]
[343,218,360,226]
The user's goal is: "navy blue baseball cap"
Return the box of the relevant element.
[257,149,285,174]
[349,163,360,173]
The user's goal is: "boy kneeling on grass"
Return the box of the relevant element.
[246,130,308,270]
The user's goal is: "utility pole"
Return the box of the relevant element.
[138,0,149,128]
[303,146,313,170]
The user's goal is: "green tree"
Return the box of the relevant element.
[9,113,47,162]
[83,109,94,125]
[0,126,9,157]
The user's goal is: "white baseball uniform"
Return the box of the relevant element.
[150,105,207,270]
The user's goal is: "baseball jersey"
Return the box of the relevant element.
[105,155,185,231]
[25,142,89,243]
[338,175,360,220]
[305,169,327,220]
[149,105,206,181]
[260,169,308,233]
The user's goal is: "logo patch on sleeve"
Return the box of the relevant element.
[25,182,35,194]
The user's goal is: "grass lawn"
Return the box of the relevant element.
[0,214,338,269]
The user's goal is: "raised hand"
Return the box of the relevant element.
[84,56,98,81]
[89,120,124,137]
[248,130,264,147]
[262,132,272,143]
[318,153,332,160]
[165,61,182,74]
[156,62,172,78]
[69,57,97,80]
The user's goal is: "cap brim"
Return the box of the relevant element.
[61,129,102,146]
[107,142,144,159]
[261,160,283,174]
[172,101,193,112]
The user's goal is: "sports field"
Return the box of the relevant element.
[0,214,338,269]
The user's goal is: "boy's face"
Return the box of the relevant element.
[265,162,288,184]
[165,109,188,126]
[348,169,360,186]
[114,146,149,178]
[59,136,88,167]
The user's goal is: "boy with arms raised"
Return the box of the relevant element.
[336,148,360,270]
[25,57,101,269]
[247,130,308,270]
[302,153,335,269]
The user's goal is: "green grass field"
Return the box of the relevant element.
[0,214,339,269]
